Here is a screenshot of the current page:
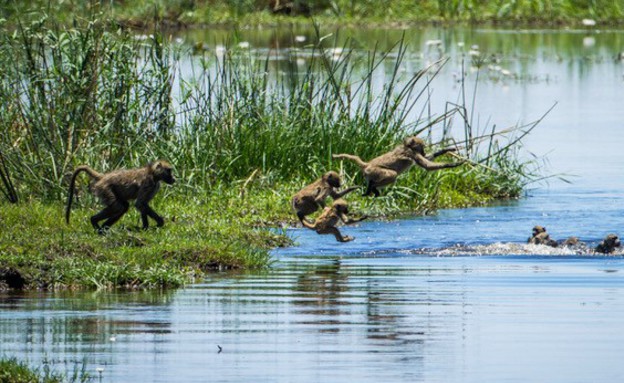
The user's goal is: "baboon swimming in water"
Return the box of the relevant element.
[595,234,621,254]
[527,225,558,247]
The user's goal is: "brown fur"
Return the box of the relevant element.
[66,160,175,233]
[595,234,621,254]
[301,199,367,243]
[332,136,462,197]
[527,225,558,247]
[291,171,358,224]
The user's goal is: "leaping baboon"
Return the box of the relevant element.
[527,225,558,247]
[66,160,175,234]
[301,199,367,243]
[291,171,359,224]
[332,136,463,197]
[595,234,621,254]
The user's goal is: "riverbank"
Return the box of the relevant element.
[0,12,542,290]
[1,161,525,290]
[2,1,622,29]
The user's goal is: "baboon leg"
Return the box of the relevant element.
[363,181,381,197]
[91,201,128,233]
[319,227,353,243]
[363,167,397,197]
[101,201,129,229]
[136,202,164,229]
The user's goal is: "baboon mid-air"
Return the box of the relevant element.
[291,171,358,224]
[333,136,462,197]
[301,198,367,243]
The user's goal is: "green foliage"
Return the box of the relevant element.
[0,357,90,383]
[0,16,534,203]
[2,0,622,26]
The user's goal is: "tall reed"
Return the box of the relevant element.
[0,15,539,209]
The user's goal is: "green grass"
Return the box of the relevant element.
[0,13,547,290]
[1,0,622,28]
[1,188,290,289]
[0,357,90,383]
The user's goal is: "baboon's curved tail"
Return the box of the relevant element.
[332,153,368,169]
[65,166,103,224]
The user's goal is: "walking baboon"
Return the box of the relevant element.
[332,136,463,197]
[595,234,621,254]
[66,160,175,233]
[291,171,358,224]
[301,199,367,243]
[527,225,558,247]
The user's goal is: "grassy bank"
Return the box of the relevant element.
[0,14,543,290]
[0,195,284,290]
[1,0,622,28]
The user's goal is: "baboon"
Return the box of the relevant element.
[66,160,175,233]
[595,234,621,254]
[559,236,587,250]
[301,199,367,243]
[291,171,358,224]
[527,225,558,247]
[332,136,463,197]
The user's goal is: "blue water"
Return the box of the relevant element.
[2,26,624,382]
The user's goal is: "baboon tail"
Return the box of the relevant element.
[332,153,368,169]
[65,165,103,224]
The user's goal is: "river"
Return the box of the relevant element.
[1,25,624,382]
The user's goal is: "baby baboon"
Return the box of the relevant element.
[527,225,558,247]
[559,236,587,250]
[291,171,358,224]
[332,136,463,197]
[595,234,621,254]
[66,160,175,233]
[301,199,367,243]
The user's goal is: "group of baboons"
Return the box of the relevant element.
[528,225,621,254]
[64,135,622,252]
[65,135,462,240]
[291,135,463,242]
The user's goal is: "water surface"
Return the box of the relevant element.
[2,26,624,382]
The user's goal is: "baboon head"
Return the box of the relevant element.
[151,160,175,185]
[532,225,546,236]
[333,198,349,214]
[604,234,621,249]
[563,236,580,246]
[323,171,341,188]
[403,136,426,156]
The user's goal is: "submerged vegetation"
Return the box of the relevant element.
[0,10,546,290]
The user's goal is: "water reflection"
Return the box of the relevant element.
[1,254,624,382]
